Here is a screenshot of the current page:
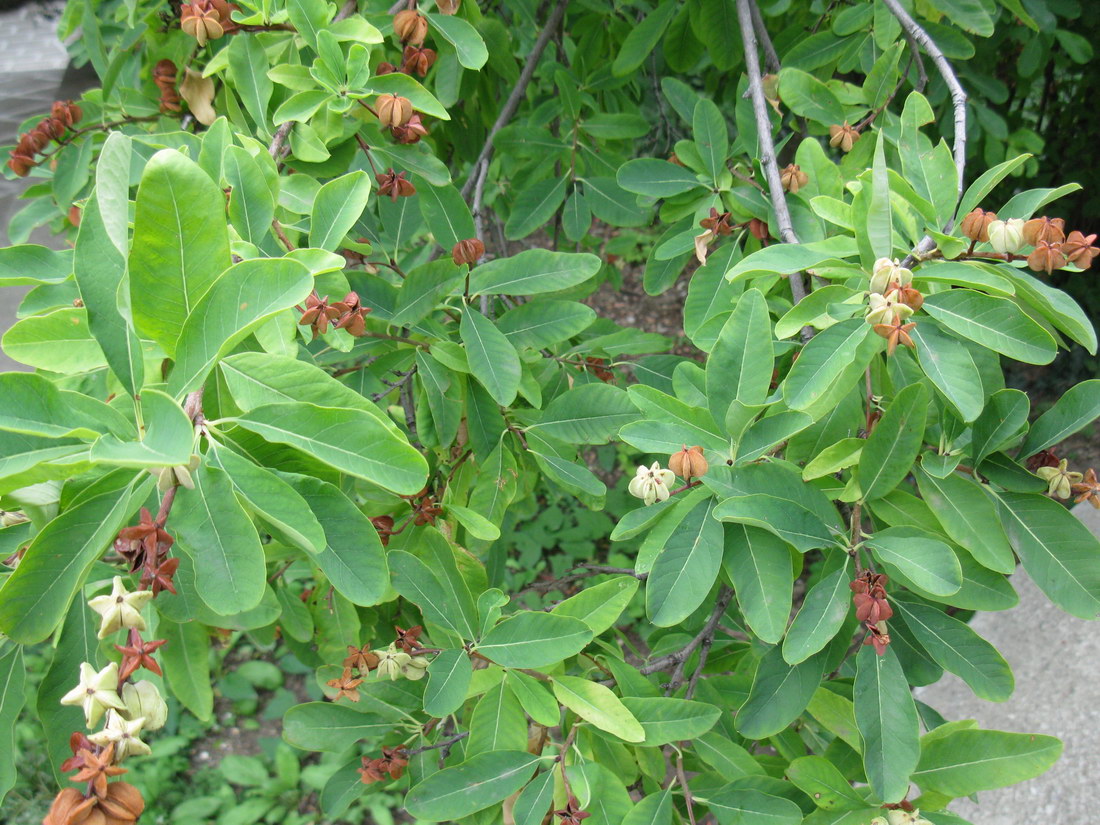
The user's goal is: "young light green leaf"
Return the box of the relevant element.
[551,575,639,635]
[310,170,373,251]
[552,675,645,742]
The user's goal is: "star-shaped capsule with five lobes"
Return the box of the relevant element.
[59,661,126,727]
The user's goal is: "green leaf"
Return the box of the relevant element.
[496,300,596,349]
[404,751,541,821]
[782,319,877,416]
[74,191,143,396]
[477,612,594,668]
[468,249,602,295]
[169,258,313,396]
[513,770,557,825]
[417,182,475,249]
[507,671,560,728]
[551,575,639,635]
[208,444,326,554]
[389,549,478,640]
[646,497,723,627]
[425,12,488,69]
[289,475,390,606]
[714,494,836,552]
[723,524,793,644]
[392,259,464,327]
[708,788,803,825]
[461,307,521,406]
[233,402,428,494]
[622,789,673,825]
[970,389,1029,465]
[620,697,721,746]
[89,389,193,469]
[913,729,1062,797]
[529,384,639,444]
[467,682,528,755]
[284,702,399,751]
[866,132,893,260]
[913,468,1015,574]
[423,649,472,717]
[854,646,920,804]
[736,646,824,740]
[0,644,25,805]
[129,149,231,357]
[0,373,114,440]
[552,676,644,742]
[612,0,677,76]
[778,67,846,124]
[0,244,72,286]
[224,145,276,245]
[893,598,1013,701]
[692,98,729,182]
[159,617,214,721]
[787,755,867,811]
[783,561,851,664]
[956,153,1032,221]
[2,307,110,373]
[172,464,266,614]
[910,319,987,424]
[866,527,962,597]
[707,288,773,431]
[0,472,149,644]
[310,171,373,251]
[617,158,703,197]
[505,177,569,239]
[858,383,929,501]
[922,290,1057,365]
[1019,379,1100,457]
[227,35,274,130]
[995,491,1100,619]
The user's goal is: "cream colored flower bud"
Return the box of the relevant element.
[401,655,429,681]
[123,680,168,731]
[870,257,911,294]
[628,462,676,506]
[59,662,126,728]
[987,218,1025,254]
[88,709,152,760]
[373,645,412,680]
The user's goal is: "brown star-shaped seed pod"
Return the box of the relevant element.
[116,628,167,681]
[70,744,126,798]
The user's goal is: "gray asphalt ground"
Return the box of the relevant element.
[0,5,1097,823]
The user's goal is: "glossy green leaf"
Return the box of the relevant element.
[707,288,773,431]
[172,464,266,614]
[778,67,846,123]
[922,289,1057,365]
[970,388,1029,464]
[170,258,312,396]
[504,177,568,240]
[496,299,596,349]
[284,702,399,751]
[1,307,109,373]
[787,755,866,811]
[646,496,723,626]
[233,402,428,494]
[995,491,1100,619]
[310,170,372,251]
[909,323,986,423]
[617,158,702,197]
[461,308,521,406]
[715,494,836,552]
[468,249,602,295]
[737,646,825,739]
[708,788,803,825]
[914,468,1016,574]
[129,149,231,357]
[783,561,851,664]
[404,751,541,821]
[423,649,473,717]
[553,675,644,741]
[477,612,593,668]
[90,389,192,469]
[1019,378,1100,457]
[783,319,877,416]
[425,12,488,69]
[854,646,920,803]
[0,644,25,805]
[913,729,1062,797]
[389,549,478,640]
[858,383,929,501]
[894,598,1013,701]
[159,617,214,721]
[551,575,639,634]
[866,527,962,597]
[507,671,560,728]
[620,697,721,746]
[723,523,794,644]
[529,383,639,444]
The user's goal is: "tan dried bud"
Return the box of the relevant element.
[376,94,413,128]
[960,207,997,243]
[1022,215,1065,247]
[1027,240,1067,275]
[1063,230,1100,270]
[669,445,708,480]
[452,237,485,266]
[402,45,437,77]
[780,163,808,193]
[43,788,97,825]
[98,781,145,822]
[180,1,225,46]
[748,217,769,240]
[393,9,428,46]
[828,122,860,153]
[391,112,429,144]
[375,61,398,75]
[436,0,460,13]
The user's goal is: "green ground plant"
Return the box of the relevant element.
[2,0,1100,823]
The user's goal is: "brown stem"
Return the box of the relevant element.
[354,133,381,176]
[269,121,293,160]
[405,731,469,757]
[272,218,295,251]
[641,586,734,679]
[675,754,698,825]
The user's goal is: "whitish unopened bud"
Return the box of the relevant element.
[987,218,1025,254]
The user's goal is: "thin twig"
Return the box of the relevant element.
[749,0,781,75]
[641,586,734,680]
[459,0,570,200]
[272,219,295,251]
[675,754,698,825]
[881,0,967,266]
[405,731,469,757]
[736,0,811,337]
[269,121,293,160]
[901,28,929,92]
